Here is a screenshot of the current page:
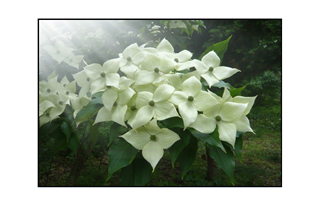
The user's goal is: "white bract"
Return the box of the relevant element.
[39,94,69,127]
[39,72,60,97]
[101,76,135,112]
[156,38,192,65]
[84,58,120,94]
[72,70,93,99]
[121,119,180,171]
[43,41,74,64]
[170,76,219,129]
[58,77,78,102]
[200,51,240,87]
[169,20,187,29]
[135,53,176,86]
[189,87,249,148]
[63,55,84,69]
[177,51,240,87]
[95,87,135,127]
[131,84,179,129]
[232,95,257,133]
[119,43,145,78]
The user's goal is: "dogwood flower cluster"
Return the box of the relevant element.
[39,71,91,127]
[40,38,256,171]
[43,40,84,69]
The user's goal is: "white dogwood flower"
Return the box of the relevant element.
[84,58,120,94]
[43,41,74,64]
[121,119,180,171]
[156,38,192,65]
[232,95,257,133]
[131,84,179,129]
[189,88,248,148]
[135,53,176,86]
[119,43,145,78]
[170,76,219,129]
[200,51,240,87]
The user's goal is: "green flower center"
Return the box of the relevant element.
[59,101,63,105]
[188,96,194,102]
[47,88,51,93]
[131,106,137,111]
[63,84,66,87]
[209,67,214,72]
[149,100,155,107]
[174,58,179,63]
[100,72,106,78]
[66,91,69,95]
[215,115,222,122]
[86,77,90,82]
[46,112,50,117]
[113,102,117,107]
[150,135,157,141]
[154,67,159,73]
[127,57,132,62]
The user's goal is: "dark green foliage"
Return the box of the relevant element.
[120,152,153,186]
[207,143,235,185]
[190,128,226,153]
[168,128,191,167]
[176,134,198,179]
[106,138,138,181]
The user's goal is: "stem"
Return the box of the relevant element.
[65,121,91,186]
[206,146,216,181]
[153,165,159,186]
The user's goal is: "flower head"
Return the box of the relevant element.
[121,119,180,171]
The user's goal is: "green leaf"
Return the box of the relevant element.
[177,134,198,179]
[184,21,193,36]
[108,122,125,147]
[207,144,235,185]
[91,91,103,104]
[161,117,184,129]
[190,128,226,153]
[234,135,243,164]
[88,123,99,152]
[230,85,246,97]
[106,138,138,181]
[68,134,79,154]
[236,131,246,138]
[51,138,68,156]
[168,129,191,167]
[199,35,232,64]
[212,80,232,89]
[39,118,63,139]
[75,99,103,122]
[60,121,72,143]
[119,151,152,186]
[194,20,206,28]
[50,128,68,156]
